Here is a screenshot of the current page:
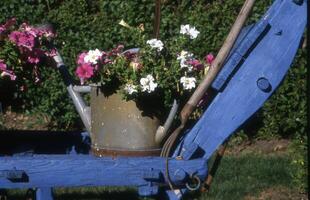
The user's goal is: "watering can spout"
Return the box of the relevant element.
[155,100,179,145]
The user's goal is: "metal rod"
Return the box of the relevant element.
[201,142,228,192]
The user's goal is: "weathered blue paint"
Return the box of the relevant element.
[176,0,307,160]
[0,155,207,189]
[212,19,270,91]
[0,0,307,199]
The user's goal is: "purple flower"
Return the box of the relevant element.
[26,49,45,64]
[0,18,16,35]
[9,31,35,50]
[187,59,204,71]
[108,44,124,56]
[44,48,57,57]
[124,51,138,60]
[1,71,16,80]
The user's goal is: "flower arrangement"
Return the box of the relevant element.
[75,21,214,109]
[0,18,56,89]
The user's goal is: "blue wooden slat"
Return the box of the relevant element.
[178,0,306,160]
[211,0,284,91]
[0,155,207,189]
[212,19,270,91]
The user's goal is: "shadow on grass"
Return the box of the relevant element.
[54,187,143,200]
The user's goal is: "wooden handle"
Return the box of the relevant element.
[154,0,161,38]
[181,0,256,118]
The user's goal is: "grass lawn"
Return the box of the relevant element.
[5,152,302,200]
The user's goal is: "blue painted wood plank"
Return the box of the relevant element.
[211,0,284,91]
[212,19,270,91]
[177,0,307,160]
[0,155,207,189]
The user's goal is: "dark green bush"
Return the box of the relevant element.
[0,0,277,129]
[0,0,305,131]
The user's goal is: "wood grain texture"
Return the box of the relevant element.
[0,155,207,188]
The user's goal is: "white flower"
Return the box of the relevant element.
[124,83,138,95]
[177,50,194,70]
[119,19,131,29]
[140,74,158,93]
[146,39,164,52]
[180,24,191,35]
[177,50,193,61]
[180,24,200,39]
[180,76,196,90]
[84,49,102,64]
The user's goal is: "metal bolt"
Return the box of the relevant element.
[275,29,282,36]
[174,169,187,181]
[257,77,272,92]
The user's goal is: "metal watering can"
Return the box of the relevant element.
[50,47,178,157]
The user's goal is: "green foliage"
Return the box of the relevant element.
[289,134,308,192]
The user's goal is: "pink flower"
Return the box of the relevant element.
[108,44,124,56]
[1,71,16,80]
[0,60,6,71]
[0,18,16,34]
[9,31,35,50]
[75,64,94,84]
[205,53,215,65]
[20,23,55,39]
[124,51,137,60]
[44,48,57,57]
[26,48,45,64]
[187,59,204,71]
[77,52,88,65]
[4,18,16,29]
[0,27,5,34]
[0,60,16,80]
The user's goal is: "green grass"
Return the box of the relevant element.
[5,154,296,200]
[195,154,295,200]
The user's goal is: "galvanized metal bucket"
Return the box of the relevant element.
[90,86,162,157]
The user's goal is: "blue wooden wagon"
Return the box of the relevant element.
[0,0,307,199]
